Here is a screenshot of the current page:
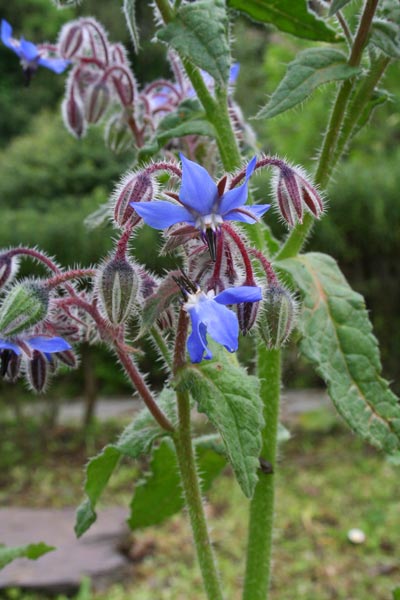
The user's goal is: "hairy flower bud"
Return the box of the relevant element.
[104,113,133,155]
[0,349,21,382]
[55,349,78,368]
[258,285,297,349]
[26,350,48,393]
[113,172,154,227]
[58,22,84,58]
[97,256,139,324]
[85,81,110,124]
[274,164,323,227]
[0,253,18,289]
[0,280,49,337]
[237,299,260,335]
[62,89,86,138]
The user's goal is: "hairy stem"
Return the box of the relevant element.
[243,347,281,600]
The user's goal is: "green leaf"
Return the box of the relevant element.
[370,19,400,59]
[0,542,54,570]
[352,88,391,137]
[328,0,352,16]
[227,0,341,43]
[123,0,140,53]
[157,0,230,84]
[257,48,361,120]
[178,347,263,497]
[279,253,400,455]
[128,437,226,529]
[75,389,176,537]
[393,588,400,600]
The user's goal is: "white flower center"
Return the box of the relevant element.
[195,213,223,232]
[183,289,215,312]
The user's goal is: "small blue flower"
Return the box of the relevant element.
[183,285,262,363]
[0,335,71,358]
[132,155,270,233]
[1,20,70,77]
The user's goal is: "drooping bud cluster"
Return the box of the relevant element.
[96,255,140,325]
[273,163,324,227]
[258,285,297,349]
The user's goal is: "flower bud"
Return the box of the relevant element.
[113,172,154,227]
[85,81,110,124]
[258,285,297,349]
[237,299,260,335]
[55,349,78,368]
[1,349,21,382]
[62,90,86,138]
[0,253,18,289]
[104,113,133,155]
[97,256,139,324]
[274,165,323,227]
[0,280,49,337]
[58,22,84,58]
[26,351,48,393]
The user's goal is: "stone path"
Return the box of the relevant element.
[0,507,131,593]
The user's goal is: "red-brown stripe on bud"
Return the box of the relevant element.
[113,172,154,227]
[85,81,111,124]
[58,22,84,58]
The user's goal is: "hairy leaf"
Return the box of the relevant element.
[123,0,140,53]
[75,389,175,537]
[0,543,54,570]
[128,437,226,529]
[257,48,360,120]
[352,88,391,137]
[370,19,400,59]
[178,348,263,497]
[328,0,352,16]
[227,0,341,42]
[157,0,230,84]
[279,253,400,454]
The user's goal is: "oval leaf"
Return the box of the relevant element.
[157,0,230,84]
[228,0,341,43]
[257,48,361,120]
[370,18,400,59]
[178,347,263,497]
[0,542,54,570]
[279,253,400,455]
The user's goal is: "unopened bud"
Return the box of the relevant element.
[97,256,139,324]
[258,285,297,349]
[0,253,18,289]
[237,299,260,335]
[1,350,21,382]
[274,165,323,227]
[55,349,78,368]
[58,22,84,58]
[85,81,110,124]
[105,113,133,155]
[26,351,48,393]
[62,89,86,138]
[113,172,154,227]
[0,280,49,337]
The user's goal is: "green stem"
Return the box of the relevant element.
[242,347,281,600]
[149,325,173,370]
[277,0,379,260]
[173,310,224,600]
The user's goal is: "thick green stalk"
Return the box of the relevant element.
[173,310,224,600]
[277,0,379,261]
[243,347,281,600]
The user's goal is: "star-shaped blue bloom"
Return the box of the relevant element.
[183,285,262,363]
[132,155,270,232]
[1,20,70,76]
[0,335,71,358]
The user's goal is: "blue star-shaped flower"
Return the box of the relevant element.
[183,285,262,363]
[1,20,70,77]
[0,335,71,358]
[132,155,270,232]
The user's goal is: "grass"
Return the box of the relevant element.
[0,407,399,599]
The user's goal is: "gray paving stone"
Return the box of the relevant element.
[0,507,132,593]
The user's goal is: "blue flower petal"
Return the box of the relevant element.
[179,154,218,214]
[1,19,14,50]
[229,63,240,84]
[195,298,239,354]
[132,200,195,230]
[20,37,39,61]
[219,156,256,214]
[223,204,271,224]
[27,336,71,353]
[215,286,262,305]
[187,311,212,363]
[38,56,70,74]
[0,337,21,355]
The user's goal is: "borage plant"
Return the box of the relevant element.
[1,0,399,598]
